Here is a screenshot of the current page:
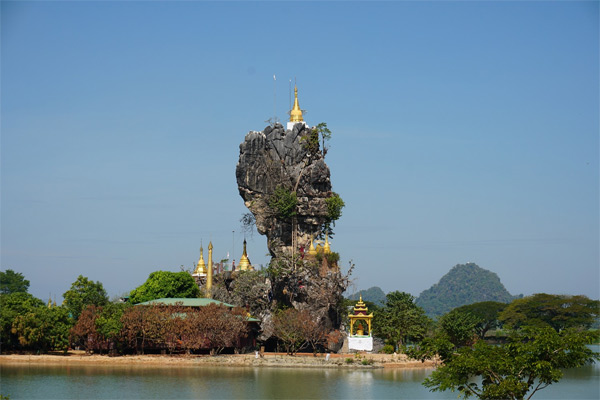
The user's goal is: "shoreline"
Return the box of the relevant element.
[0,352,437,369]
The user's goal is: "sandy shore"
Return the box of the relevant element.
[0,351,437,369]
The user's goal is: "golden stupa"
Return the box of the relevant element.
[238,239,253,271]
[193,245,207,275]
[289,85,304,123]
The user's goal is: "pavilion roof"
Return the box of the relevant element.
[135,297,236,307]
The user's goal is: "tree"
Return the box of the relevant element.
[314,122,332,157]
[499,294,599,332]
[12,305,72,352]
[198,304,248,355]
[0,292,45,350]
[63,275,109,320]
[438,309,479,348]
[272,308,312,355]
[70,305,101,353]
[0,269,30,294]
[128,271,200,304]
[374,291,430,348]
[120,304,166,354]
[452,301,507,339]
[422,327,599,400]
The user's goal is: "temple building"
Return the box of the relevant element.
[287,85,307,131]
[347,295,374,351]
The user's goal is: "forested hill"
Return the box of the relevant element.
[347,286,386,306]
[416,263,518,317]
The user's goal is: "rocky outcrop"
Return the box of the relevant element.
[236,123,332,256]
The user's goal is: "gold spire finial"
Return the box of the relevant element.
[289,85,304,123]
[238,239,252,271]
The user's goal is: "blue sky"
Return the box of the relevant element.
[2,1,598,302]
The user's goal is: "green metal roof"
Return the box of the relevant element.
[135,298,236,307]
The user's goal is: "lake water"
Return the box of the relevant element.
[1,362,598,399]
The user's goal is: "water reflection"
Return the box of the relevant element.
[1,362,597,400]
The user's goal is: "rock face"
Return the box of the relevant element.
[236,123,332,256]
[230,122,350,348]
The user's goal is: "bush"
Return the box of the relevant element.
[345,357,354,364]
[381,344,395,354]
[361,358,374,365]
[269,186,297,220]
[325,252,340,265]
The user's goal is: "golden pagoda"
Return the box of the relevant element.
[348,295,373,337]
[193,245,207,276]
[289,85,304,123]
[238,239,254,271]
[323,235,331,254]
[287,84,306,131]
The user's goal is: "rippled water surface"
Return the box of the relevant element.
[1,361,598,399]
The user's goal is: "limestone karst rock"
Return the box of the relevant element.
[236,122,332,256]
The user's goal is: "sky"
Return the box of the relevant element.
[1,1,598,303]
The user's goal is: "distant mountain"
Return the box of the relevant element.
[347,286,386,306]
[416,263,518,317]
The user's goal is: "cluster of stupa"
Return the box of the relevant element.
[306,234,332,257]
[191,239,254,297]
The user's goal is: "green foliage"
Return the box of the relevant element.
[63,275,109,320]
[301,127,320,154]
[348,286,387,307]
[453,301,508,339]
[374,291,431,348]
[438,309,479,348]
[12,305,72,352]
[0,269,30,295]
[345,357,354,364]
[128,270,200,304]
[499,293,600,332]
[325,251,340,265]
[325,193,345,222]
[422,327,600,400]
[0,292,45,350]
[361,358,374,365]
[416,263,517,318]
[96,302,130,342]
[380,344,395,354]
[268,185,298,220]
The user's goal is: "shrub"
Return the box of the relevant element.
[269,186,297,220]
[345,357,354,364]
[381,344,395,354]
